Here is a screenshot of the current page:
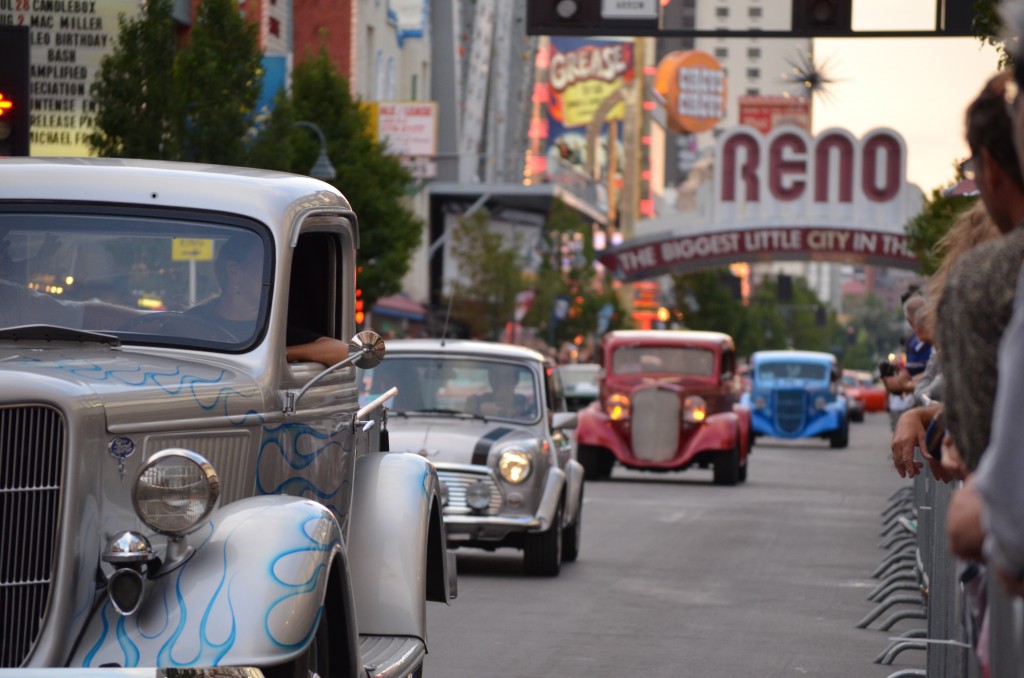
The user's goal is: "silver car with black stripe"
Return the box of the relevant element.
[360,339,585,576]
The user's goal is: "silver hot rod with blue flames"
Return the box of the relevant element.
[0,158,453,676]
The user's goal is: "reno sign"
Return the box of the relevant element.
[600,125,925,280]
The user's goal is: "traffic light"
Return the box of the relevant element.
[791,0,851,36]
[0,27,31,157]
[526,0,600,34]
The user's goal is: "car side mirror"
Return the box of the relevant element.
[551,411,577,431]
[349,330,386,369]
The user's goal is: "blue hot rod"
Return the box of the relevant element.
[742,350,849,449]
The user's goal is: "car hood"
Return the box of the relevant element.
[0,342,263,429]
[388,416,536,465]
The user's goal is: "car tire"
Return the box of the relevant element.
[830,416,850,449]
[562,487,583,563]
[578,445,613,481]
[524,499,562,576]
[850,409,864,423]
[713,445,740,486]
[737,453,748,484]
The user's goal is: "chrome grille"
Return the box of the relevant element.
[436,470,503,515]
[0,406,64,668]
[775,390,806,434]
[630,388,680,462]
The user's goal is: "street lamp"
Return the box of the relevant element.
[293,120,337,181]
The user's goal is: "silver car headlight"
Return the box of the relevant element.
[753,396,767,410]
[814,396,827,410]
[498,448,532,484]
[133,449,220,536]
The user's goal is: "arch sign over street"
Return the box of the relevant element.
[598,125,925,280]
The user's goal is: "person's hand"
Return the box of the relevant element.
[920,443,956,483]
[890,407,931,478]
[940,433,969,480]
[947,479,986,562]
[882,370,912,395]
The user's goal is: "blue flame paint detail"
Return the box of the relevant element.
[79,502,338,668]
[26,358,265,424]
[255,422,350,518]
[82,599,111,667]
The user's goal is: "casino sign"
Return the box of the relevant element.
[599,125,926,280]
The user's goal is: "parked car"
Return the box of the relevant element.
[558,362,602,412]
[0,158,453,675]
[360,339,585,576]
[842,369,888,420]
[574,330,752,485]
[743,350,849,448]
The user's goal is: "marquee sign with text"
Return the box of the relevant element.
[600,125,925,279]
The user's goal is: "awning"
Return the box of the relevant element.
[372,294,427,321]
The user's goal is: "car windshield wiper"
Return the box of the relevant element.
[400,408,490,422]
[0,324,121,346]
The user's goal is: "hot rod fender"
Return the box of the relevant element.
[72,495,360,673]
[347,452,450,644]
[576,407,744,464]
[563,459,585,527]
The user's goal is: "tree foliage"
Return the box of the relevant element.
[446,208,525,339]
[87,0,178,158]
[174,0,262,164]
[522,200,629,348]
[904,190,978,275]
[244,53,423,306]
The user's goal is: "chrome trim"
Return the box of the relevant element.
[103,531,154,565]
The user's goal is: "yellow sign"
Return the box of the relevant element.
[172,239,214,261]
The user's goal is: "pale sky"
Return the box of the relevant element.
[812,1,1004,193]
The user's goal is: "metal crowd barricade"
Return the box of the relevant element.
[862,468,974,678]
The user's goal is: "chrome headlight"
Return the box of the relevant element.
[605,393,630,421]
[753,396,767,410]
[498,448,532,484]
[814,396,827,410]
[683,395,707,424]
[465,481,493,510]
[133,449,220,536]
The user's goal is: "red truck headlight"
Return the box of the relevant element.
[683,396,707,424]
[606,393,630,421]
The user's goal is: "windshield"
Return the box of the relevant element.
[611,346,715,376]
[558,364,600,393]
[360,356,540,423]
[0,210,270,350]
[757,361,829,382]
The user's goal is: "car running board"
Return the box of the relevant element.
[360,635,425,678]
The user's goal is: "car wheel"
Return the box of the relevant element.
[830,416,850,449]
[737,453,748,484]
[850,409,864,423]
[562,487,583,563]
[713,445,740,486]
[524,499,563,576]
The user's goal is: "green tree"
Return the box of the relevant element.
[523,200,627,348]
[245,53,423,306]
[174,0,262,164]
[446,208,525,339]
[904,190,977,275]
[87,0,177,158]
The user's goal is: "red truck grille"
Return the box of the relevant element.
[630,388,680,462]
[0,406,64,667]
